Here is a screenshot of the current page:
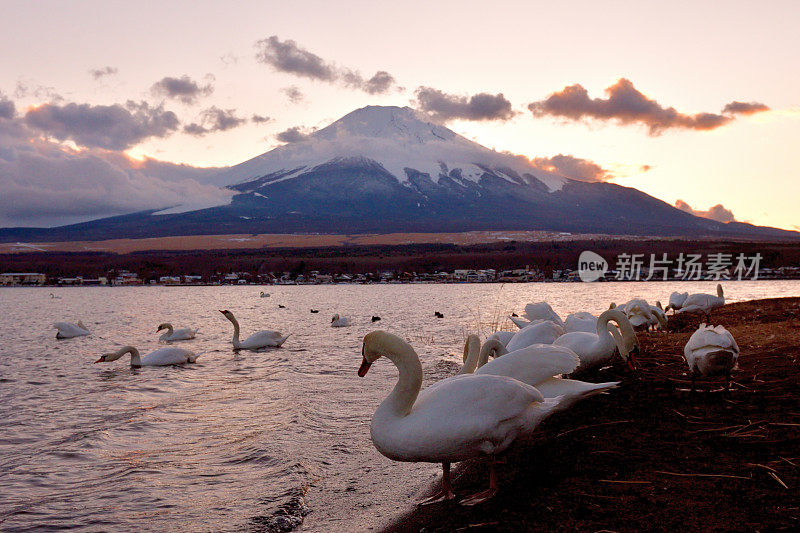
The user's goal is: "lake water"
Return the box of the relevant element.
[1,280,798,532]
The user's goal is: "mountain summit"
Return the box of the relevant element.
[1,105,796,242]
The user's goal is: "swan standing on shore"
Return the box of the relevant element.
[684,324,739,391]
[677,284,726,321]
[666,291,688,313]
[475,340,619,413]
[331,314,350,327]
[95,345,199,366]
[54,321,89,339]
[219,310,290,349]
[505,321,565,351]
[157,323,198,342]
[358,331,561,506]
[553,309,639,372]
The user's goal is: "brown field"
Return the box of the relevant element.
[0,230,672,255]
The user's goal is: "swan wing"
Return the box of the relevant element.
[475,344,579,386]
[534,377,619,413]
[141,347,193,366]
[506,321,564,351]
[487,330,515,347]
[523,302,563,325]
[374,374,551,462]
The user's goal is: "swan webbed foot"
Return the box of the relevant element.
[459,487,498,506]
[418,487,456,506]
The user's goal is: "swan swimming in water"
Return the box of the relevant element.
[684,324,739,391]
[157,323,198,342]
[358,331,562,505]
[331,314,350,327]
[54,321,89,339]
[260,291,270,298]
[219,310,290,349]
[95,345,199,367]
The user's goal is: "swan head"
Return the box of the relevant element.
[331,314,340,323]
[219,310,234,320]
[358,331,405,377]
[156,323,171,332]
[95,346,134,363]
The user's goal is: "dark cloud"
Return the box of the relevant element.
[183,106,246,136]
[527,78,750,134]
[675,199,736,223]
[275,126,315,143]
[281,85,304,103]
[24,101,179,150]
[414,87,516,122]
[255,35,399,94]
[0,93,14,119]
[151,75,214,104]
[0,123,230,227]
[251,114,272,124]
[89,66,118,80]
[14,81,63,102]
[722,101,770,115]
[530,154,613,182]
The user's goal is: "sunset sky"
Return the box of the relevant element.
[0,0,798,229]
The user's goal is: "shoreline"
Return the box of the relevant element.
[378,297,800,532]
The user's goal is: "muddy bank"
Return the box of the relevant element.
[383,297,800,532]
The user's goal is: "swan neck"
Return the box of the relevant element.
[227,315,241,347]
[113,346,140,366]
[457,335,481,375]
[478,339,506,368]
[377,341,423,418]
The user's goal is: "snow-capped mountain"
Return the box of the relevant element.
[214,105,566,192]
[1,105,797,242]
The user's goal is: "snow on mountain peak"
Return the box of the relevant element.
[217,105,566,191]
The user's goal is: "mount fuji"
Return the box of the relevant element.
[1,105,796,242]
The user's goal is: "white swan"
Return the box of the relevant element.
[553,309,639,373]
[509,316,532,329]
[475,340,619,413]
[219,310,290,349]
[677,284,725,320]
[523,302,564,326]
[54,321,89,339]
[95,345,198,367]
[486,330,515,348]
[331,314,351,327]
[260,291,270,298]
[666,291,688,313]
[157,323,198,342]
[359,331,562,505]
[505,321,565,352]
[564,312,598,333]
[684,324,739,390]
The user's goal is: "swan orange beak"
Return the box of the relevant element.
[94,356,105,363]
[627,347,640,372]
[358,357,372,377]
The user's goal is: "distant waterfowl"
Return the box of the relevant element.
[311,309,319,313]
[278,304,286,309]
[666,291,689,313]
[371,316,381,322]
[95,345,198,367]
[505,321,565,352]
[331,314,350,327]
[260,291,270,298]
[54,321,89,339]
[677,284,726,321]
[684,324,739,391]
[511,312,518,317]
[553,309,639,373]
[219,310,290,349]
[50,293,61,299]
[434,311,444,318]
[358,331,562,505]
[157,323,198,342]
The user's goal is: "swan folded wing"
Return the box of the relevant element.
[506,322,564,351]
[475,345,580,385]
[534,378,619,413]
[523,303,563,325]
[381,375,545,462]
[142,347,193,366]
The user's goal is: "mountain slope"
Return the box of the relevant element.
[1,105,797,242]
